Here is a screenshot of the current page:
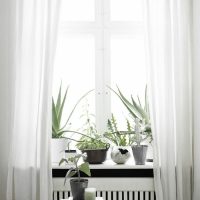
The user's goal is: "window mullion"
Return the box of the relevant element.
[95,0,111,133]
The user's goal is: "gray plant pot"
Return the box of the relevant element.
[131,145,148,165]
[82,149,108,164]
[70,178,88,200]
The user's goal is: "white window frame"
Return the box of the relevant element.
[59,0,144,133]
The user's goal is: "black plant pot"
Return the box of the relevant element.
[131,145,148,165]
[82,149,108,164]
[70,179,88,200]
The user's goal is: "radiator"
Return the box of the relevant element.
[53,190,156,200]
[53,177,156,200]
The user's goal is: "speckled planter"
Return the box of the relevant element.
[111,146,131,164]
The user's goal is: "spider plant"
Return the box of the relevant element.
[108,85,152,142]
[52,84,93,138]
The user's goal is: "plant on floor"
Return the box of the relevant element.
[59,153,91,184]
[52,83,92,138]
[59,153,91,200]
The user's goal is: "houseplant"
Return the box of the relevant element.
[52,83,92,163]
[131,118,148,165]
[108,86,153,162]
[75,108,109,164]
[59,153,91,200]
[104,114,132,164]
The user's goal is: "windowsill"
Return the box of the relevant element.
[52,158,153,178]
[52,158,153,169]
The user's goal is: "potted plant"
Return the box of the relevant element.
[52,83,92,163]
[76,108,109,164]
[64,105,109,164]
[131,118,148,165]
[104,114,132,164]
[59,153,91,200]
[108,85,153,162]
[76,134,109,164]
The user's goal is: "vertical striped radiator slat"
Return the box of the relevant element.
[53,190,156,200]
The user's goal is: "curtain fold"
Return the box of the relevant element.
[192,0,200,199]
[144,0,194,200]
[5,0,61,200]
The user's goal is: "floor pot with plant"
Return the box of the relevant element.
[108,85,153,163]
[59,153,91,200]
[104,114,132,164]
[52,83,92,163]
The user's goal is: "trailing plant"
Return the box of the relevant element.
[108,85,152,142]
[52,83,92,138]
[59,153,91,185]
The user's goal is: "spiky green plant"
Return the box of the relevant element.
[108,86,152,142]
[59,153,91,184]
[104,114,128,146]
[52,84,93,138]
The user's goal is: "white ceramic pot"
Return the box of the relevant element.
[111,146,131,164]
[51,138,66,164]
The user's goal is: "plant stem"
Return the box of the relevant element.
[75,157,81,182]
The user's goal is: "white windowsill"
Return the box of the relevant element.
[52,158,153,169]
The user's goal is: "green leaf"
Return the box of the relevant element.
[131,96,148,121]
[79,162,91,177]
[60,89,94,130]
[115,87,139,119]
[58,86,69,125]
[64,168,77,185]
[59,158,68,166]
[137,95,142,108]
[56,83,62,112]
[52,99,59,131]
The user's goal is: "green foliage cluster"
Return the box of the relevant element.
[76,104,109,150]
[109,86,152,143]
[52,83,92,138]
[104,114,129,146]
[59,153,91,184]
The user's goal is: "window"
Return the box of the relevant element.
[53,0,147,134]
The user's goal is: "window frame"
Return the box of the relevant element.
[58,0,145,133]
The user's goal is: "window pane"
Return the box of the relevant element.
[60,0,95,21]
[110,35,147,130]
[110,0,143,21]
[53,35,95,140]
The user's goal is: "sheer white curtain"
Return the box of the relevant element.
[2,0,61,200]
[144,0,194,200]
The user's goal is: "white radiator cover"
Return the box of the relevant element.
[53,178,156,200]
